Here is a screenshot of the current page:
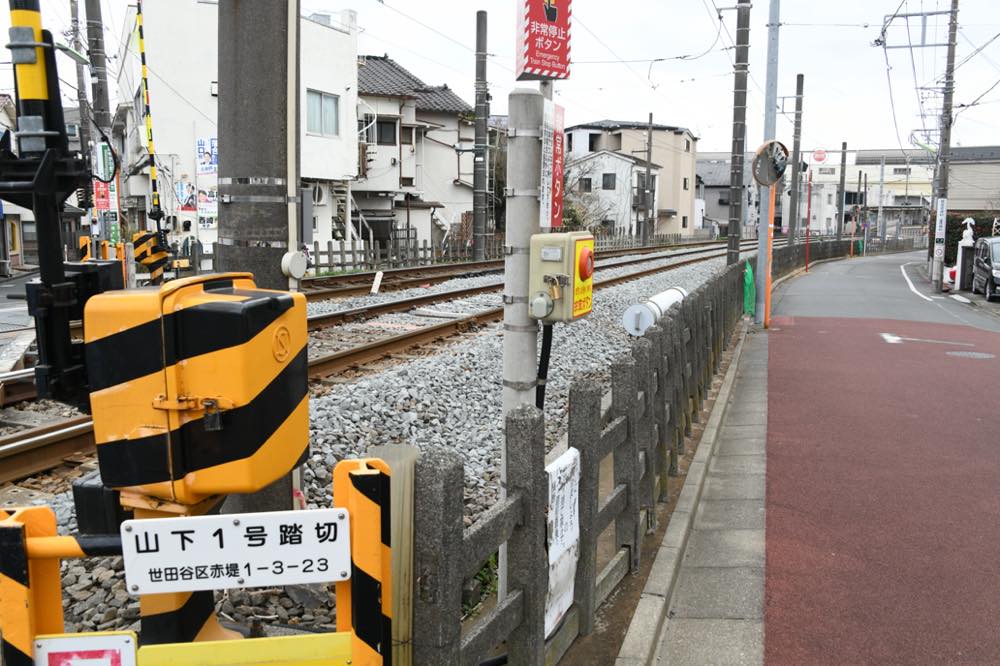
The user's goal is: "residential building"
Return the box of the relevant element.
[113,3,359,264]
[565,120,698,236]
[696,152,759,238]
[782,150,934,238]
[355,55,474,248]
[564,150,659,236]
[941,146,1000,214]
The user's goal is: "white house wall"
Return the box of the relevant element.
[114,2,358,252]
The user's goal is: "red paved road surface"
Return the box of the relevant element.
[766,316,1000,664]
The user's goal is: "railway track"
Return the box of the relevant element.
[0,237,785,484]
[299,238,734,301]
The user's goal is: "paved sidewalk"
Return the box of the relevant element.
[655,332,767,664]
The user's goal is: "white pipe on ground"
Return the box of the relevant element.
[622,286,688,337]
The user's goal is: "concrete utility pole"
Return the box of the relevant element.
[836,141,847,241]
[857,170,863,237]
[217,0,300,291]
[217,0,300,514]
[878,156,886,244]
[931,0,960,291]
[726,0,752,265]
[83,0,111,131]
[755,0,780,324]
[787,74,804,244]
[500,88,543,598]
[644,112,654,244]
[70,0,93,157]
[472,10,489,261]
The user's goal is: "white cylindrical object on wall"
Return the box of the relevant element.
[622,287,688,337]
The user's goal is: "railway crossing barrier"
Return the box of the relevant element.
[0,458,392,666]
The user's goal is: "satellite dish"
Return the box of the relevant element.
[752,140,789,186]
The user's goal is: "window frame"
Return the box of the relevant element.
[376,119,397,146]
[306,89,341,137]
[400,126,415,145]
[602,173,616,190]
[579,177,592,193]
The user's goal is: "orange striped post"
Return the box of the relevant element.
[334,458,391,666]
[764,184,775,329]
[0,507,64,666]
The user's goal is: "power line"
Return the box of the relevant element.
[572,16,650,88]
[956,76,1000,114]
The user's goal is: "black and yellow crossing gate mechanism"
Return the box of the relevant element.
[0,458,393,666]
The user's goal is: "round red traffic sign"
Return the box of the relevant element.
[813,149,827,163]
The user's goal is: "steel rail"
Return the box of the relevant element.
[0,416,96,484]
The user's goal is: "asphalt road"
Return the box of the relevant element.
[765,251,1000,663]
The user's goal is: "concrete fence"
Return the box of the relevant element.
[408,238,864,665]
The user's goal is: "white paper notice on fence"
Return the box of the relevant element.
[544,447,580,638]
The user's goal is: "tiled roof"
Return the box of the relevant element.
[358,55,471,113]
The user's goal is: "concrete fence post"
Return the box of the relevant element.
[568,382,603,636]
[412,448,465,666]
[631,337,657,533]
[611,356,642,571]
[646,324,671,501]
[505,404,547,665]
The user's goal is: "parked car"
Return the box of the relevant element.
[971,236,1000,301]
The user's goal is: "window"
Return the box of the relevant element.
[376,120,396,146]
[685,139,691,152]
[567,133,573,152]
[683,177,689,191]
[401,176,414,187]
[682,216,689,228]
[401,127,414,145]
[579,177,592,193]
[827,194,833,205]
[819,167,836,175]
[893,167,911,175]
[358,114,376,143]
[588,133,599,151]
[312,216,318,233]
[306,90,340,136]
[602,173,616,190]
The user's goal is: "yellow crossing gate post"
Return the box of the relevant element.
[0,507,63,666]
[334,458,392,665]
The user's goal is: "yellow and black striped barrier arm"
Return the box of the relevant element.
[334,458,392,666]
[134,0,169,283]
[0,507,64,666]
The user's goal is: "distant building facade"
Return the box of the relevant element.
[697,152,759,238]
[565,120,698,236]
[564,150,660,235]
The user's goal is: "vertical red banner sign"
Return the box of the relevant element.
[517,0,572,80]
[94,181,110,211]
[540,101,565,229]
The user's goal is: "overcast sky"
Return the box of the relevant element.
[5,0,999,156]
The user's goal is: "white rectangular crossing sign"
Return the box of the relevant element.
[120,508,351,595]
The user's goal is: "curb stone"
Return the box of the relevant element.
[614,320,751,665]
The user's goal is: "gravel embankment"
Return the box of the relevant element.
[13,251,729,632]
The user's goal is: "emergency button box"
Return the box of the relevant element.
[528,231,594,323]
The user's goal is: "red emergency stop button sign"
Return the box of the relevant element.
[577,245,594,281]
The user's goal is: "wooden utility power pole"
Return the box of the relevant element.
[644,112,654,243]
[727,0,751,264]
[70,0,92,156]
[836,141,847,241]
[931,0,960,291]
[787,74,804,244]
[472,11,489,260]
[83,0,111,132]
